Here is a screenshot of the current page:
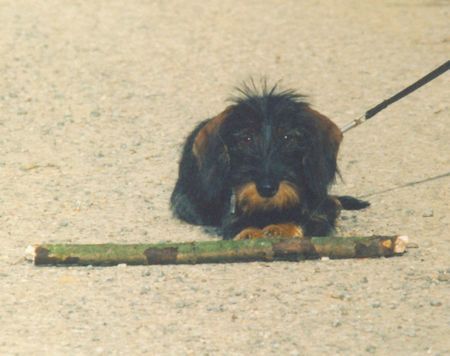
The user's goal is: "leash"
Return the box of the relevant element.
[341,60,449,133]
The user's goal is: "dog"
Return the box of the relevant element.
[170,83,369,240]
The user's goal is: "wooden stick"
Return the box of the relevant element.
[25,235,409,266]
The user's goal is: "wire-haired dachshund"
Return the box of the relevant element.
[171,83,369,240]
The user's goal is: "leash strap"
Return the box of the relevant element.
[341,60,449,133]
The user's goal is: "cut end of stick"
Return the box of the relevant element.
[24,245,37,263]
[394,235,409,254]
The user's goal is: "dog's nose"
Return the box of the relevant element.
[257,180,279,198]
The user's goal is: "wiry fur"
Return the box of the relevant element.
[171,84,369,239]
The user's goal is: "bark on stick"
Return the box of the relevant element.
[25,235,409,266]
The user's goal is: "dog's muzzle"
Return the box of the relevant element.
[234,181,300,215]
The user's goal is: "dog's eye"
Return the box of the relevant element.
[237,135,252,144]
[282,134,296,142]
[281,133,307,150]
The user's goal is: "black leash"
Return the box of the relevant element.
[341,60,449,133]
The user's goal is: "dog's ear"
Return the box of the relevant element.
[192,106,234,201]
[302,107,343,198]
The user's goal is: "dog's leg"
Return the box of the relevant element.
[231,223,304,240]
[299,196,340,236]
[222,214,266,240]
[233,223,304,240]
[233,227,265,240]
[263,223,304,238]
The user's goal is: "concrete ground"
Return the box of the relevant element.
[1,0,449,354]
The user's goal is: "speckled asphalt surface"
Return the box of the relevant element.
[1,1,449,354]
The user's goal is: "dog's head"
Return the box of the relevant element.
[193,84,343,215]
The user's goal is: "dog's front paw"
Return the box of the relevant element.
[233,227,265,240]
[263,223,304,239]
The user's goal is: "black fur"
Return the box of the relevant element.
[171,84,369,239]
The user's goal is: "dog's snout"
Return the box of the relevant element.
[256,179,279,198]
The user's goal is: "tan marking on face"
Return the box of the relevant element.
[192,106,233,164]
[236,181,300,215]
